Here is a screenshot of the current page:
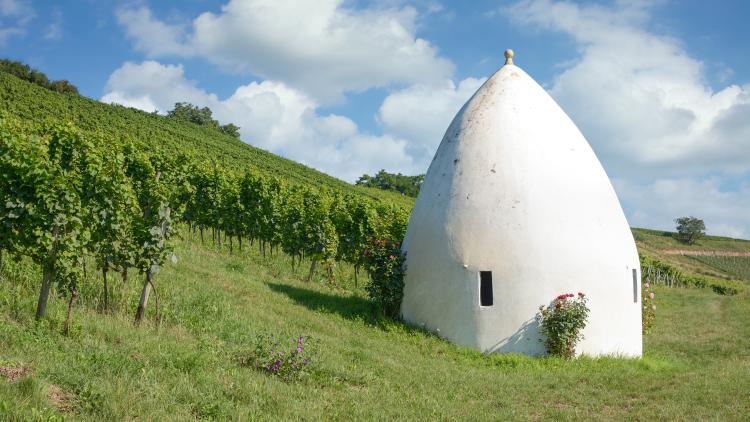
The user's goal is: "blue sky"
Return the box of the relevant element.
[2,0,749,237]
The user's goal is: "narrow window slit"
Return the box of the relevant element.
[632,268,638,303]
[480,271,493,306]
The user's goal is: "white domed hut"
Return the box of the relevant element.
[401,50,642,357]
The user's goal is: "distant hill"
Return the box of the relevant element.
[0,70,415,209]
[633,227,750,281]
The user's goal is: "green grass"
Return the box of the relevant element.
[632,227,750,252]
[633,228,750,279]
[2,233,749,420]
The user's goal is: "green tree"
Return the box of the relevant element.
[675,216,706,244]
[0,59,79,95]
[167,102,218,128]
[220,123,241,138]
[166,103,241,139]
[48,79,79,95]
[356,169,424,197]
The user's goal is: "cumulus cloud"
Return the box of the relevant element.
[101,61,420,182]
[109,1,471,180]
[378,77,486,164]
[115,0,453,103]
[615,177,750,239]
[0,0,34,44]
[101,61,216,113]
[506,0,750,178]
[115,6,192,57]
[503,0,750,237]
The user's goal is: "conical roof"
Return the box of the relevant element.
[401,50,641,357]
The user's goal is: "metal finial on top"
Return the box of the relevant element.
[504,49,514,65]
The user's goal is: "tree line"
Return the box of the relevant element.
[0,115,408,328]
[356,169,424,198]
[0,59,79,95]
[0,61,240,139]
[167,102,241,139]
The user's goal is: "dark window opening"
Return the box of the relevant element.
[480,271,493,306]
[632,268,638,303]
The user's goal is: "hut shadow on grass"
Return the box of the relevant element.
[266,282,375,324]
[265,282,439,337]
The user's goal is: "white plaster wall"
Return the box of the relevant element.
[401,64,642,357]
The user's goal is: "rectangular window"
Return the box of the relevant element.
[632,268,638,303]
[480,271,493,306]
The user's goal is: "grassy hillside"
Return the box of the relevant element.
[2,231,749,420]
[633,227,750,253]
[633,228,750,280]
[0,71,415,209]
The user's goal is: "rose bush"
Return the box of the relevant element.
[642,282,656,334]
[363,239,406,319]
[537,293,590,359]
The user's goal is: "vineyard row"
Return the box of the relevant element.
[0,116,409,325]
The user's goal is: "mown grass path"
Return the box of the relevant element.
[1,236,749,420]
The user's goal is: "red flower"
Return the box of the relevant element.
[567,293,574,298]
[578,292,585,297]
[395,241,401,248]
[555,303,561,309]
[557,294,567,300]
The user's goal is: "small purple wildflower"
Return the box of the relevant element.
[254,334,315,380]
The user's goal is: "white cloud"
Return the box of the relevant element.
[615,177,750,239]
[109,1,473,181]
[0,0,34,45]
[504,0,750,237]
[115,0,453,103]
[505,0,750,178]
[101,61,216,113]
[378,77,486,164]
[44,8,63,41]
[100,60,419,182]
[116,6,191,57]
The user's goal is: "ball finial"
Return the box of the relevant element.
[504,49,514,65]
